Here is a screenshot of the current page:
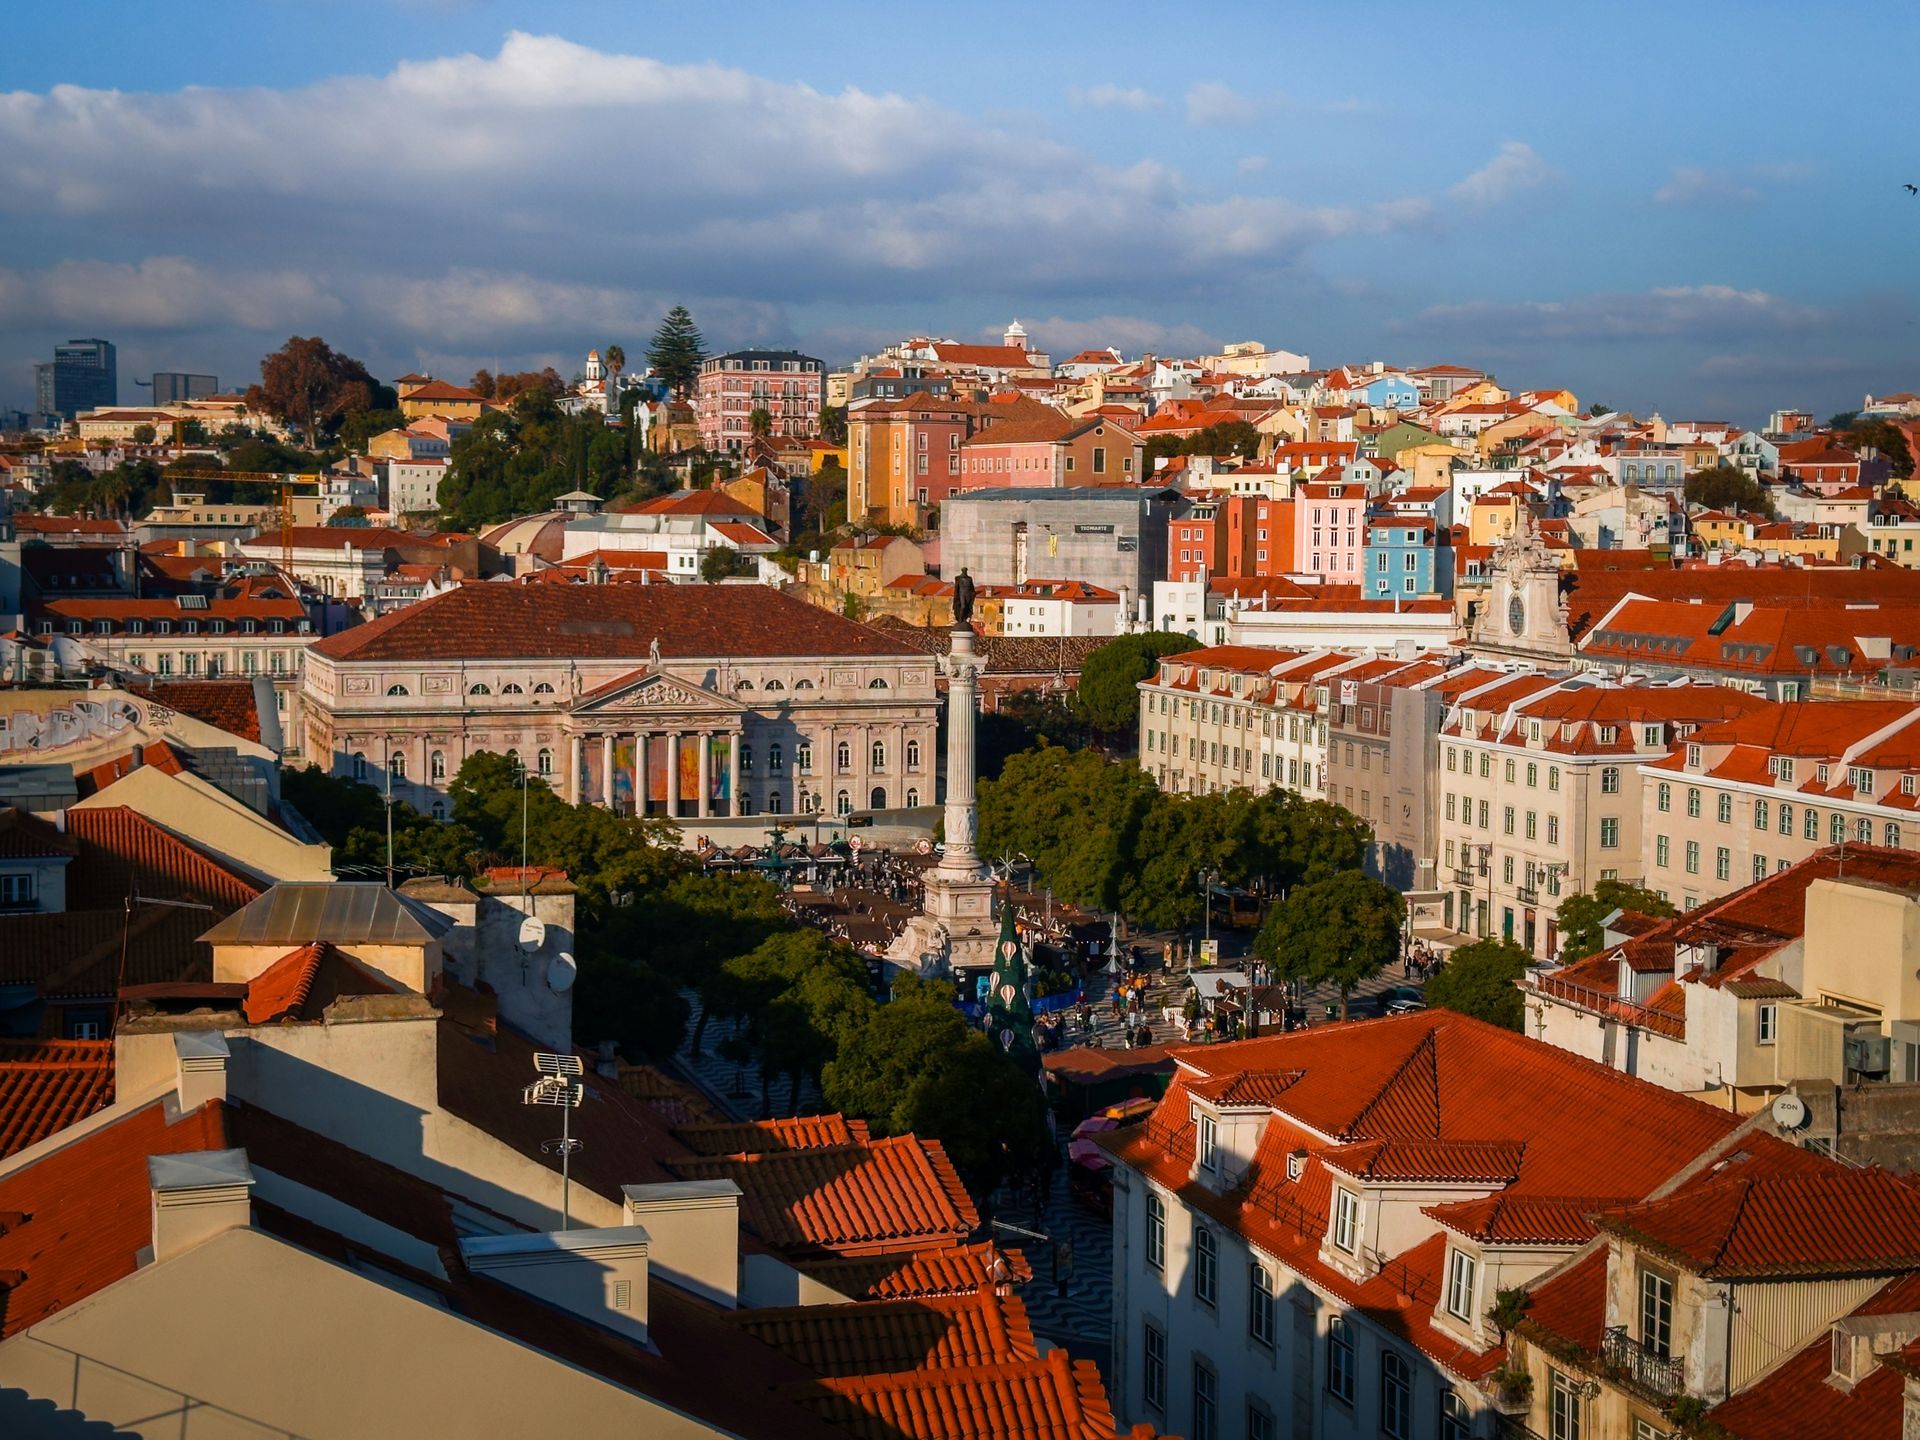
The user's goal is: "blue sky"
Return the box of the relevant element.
[2,1,1914,423]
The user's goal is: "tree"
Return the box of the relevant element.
[1254,871,1404,1019]
[604,344,625,398]
[748,407,773,438]
[1586,403,1614,418]
[701,545,744,583]
[1846,418,1914,478]
[327,506,370,526]
[1827,411,1860,432]
[1075,632,1200,739]
[339,406,406,455]
[647,306,706,399]
[1423,938,1530,1030]
[818,405,848,445]
[131,423,156,446]
[1683,463,1775,517]
[1554,880,1675,962]
[246,336,384,447]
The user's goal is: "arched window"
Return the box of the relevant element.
[906,739,921,769]
[537,748,553,777]
[768,790,783,813]
[769,742,784,772]
[764,679,784,692]
[388,752,406,779]
[871,740,886,770]
[352,752,366,781]
[431,801,445,820]
[501,682,524,695]
[468,683,491,695]
[386,683,409,696]
[868,677,889,689]
[905,788,919,808]
[1831,812,1846,844]
[795,741,812,773]
[735,679,754,691]
[1857,817,1874,844]
[533,682,555,694]
[794,678,814,690]
[506,749,521,775]
[430,751,446,781]
[870,786,887,810]
[835,789,851,815]
[836,741,851,771]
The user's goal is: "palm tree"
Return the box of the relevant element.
[749,407,773,439]
[604,343,625,392]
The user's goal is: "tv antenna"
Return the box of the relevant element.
[524,1052,585,1228]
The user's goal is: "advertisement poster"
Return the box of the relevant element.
[646,737,668,804]
[709,735,731,804]
[612,737,636,813]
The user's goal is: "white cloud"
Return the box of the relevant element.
[1185,81,1262,127]
[1446,141,1556,208]
[1068,84,1161,112]
[1397,284,1828,345]
[0,256,339,331]
[1653,165,1762,207]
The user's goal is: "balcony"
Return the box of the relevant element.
[1452,866,1478,887]
[1515,884,1538,904]
[1602,1326,1684,1399]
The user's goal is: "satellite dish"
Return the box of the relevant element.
[1770,1093,1809,1131]
[547,952,577,994]
[517,916,547,953]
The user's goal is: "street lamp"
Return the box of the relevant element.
[1198,867,1220,968]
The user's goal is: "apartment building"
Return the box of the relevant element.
[1639,700,1920,908]
[695,349,824,453]
[1138,645,1364,799]
[1439,677,1771,956]
[1098,1012,1764,1440]
[845,393,988,528]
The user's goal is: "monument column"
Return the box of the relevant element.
[939,626,984,876]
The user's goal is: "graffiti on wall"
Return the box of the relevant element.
[0,696,164,754]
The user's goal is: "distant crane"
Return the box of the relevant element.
[165,468,323,572]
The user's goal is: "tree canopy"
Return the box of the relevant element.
[436,391,635,530]
[1845,417,1915,478]
[245,336,389,448]
[1554,879,1675,962]
[1683,463,1775,517]
[1422,938,1529,1030]
[648,306,706,398]
[1075,631,1199,738]
[1254,870,1404,1018]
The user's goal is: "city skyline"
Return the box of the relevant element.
[1,1,1914,420]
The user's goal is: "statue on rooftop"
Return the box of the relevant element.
[952,567,976,628]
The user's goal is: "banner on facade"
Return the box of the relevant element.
[645,737,667,804]
[613,737,637,811]
[709,735,731,803]
[678,739,700,807]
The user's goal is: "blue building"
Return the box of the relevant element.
[1365,516,1453,599]
[1356,372,1421,409]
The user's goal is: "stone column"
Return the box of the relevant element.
[940,625,986,877]
[667,731,681,817]
[634,732,648,816]
[601,733,615,810]
[729,731,743,817]
[568,734,583,805]
[697,730,712,819]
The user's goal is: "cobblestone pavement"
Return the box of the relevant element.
[671,989,821,1119]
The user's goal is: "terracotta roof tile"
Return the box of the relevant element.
[0,1040,114,1158]
[1320,1137,1526,1185]
[788,1348,1117,1440]
[796,1243,1032,1301]
[125,679,265,743]
[64,806,262,912]
[674,1115,871,1156]
[0,808,76,859]
[733,1286,1037,1376]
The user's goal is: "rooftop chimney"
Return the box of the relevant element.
[622,1180,741,1309]
[149,1148,255,1263]
[460,1226,652,1345]
[173,1031,230,1111]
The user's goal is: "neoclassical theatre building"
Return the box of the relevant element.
[301,582,940,821]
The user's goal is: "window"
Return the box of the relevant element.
[1326,1316,1355,1403]
[1889,822,1902,848]
[1758,1003,1777,1045]
[1639,1268,1674,1358]
[871,740,886,770]
[1718,793,1733,824]
[1527,762,1538,788]
[1754,854,1768,882]
[796,741,812,773]
[1445,1247,1477,1322]
[1686,787,1702,818]
[835,789,850,815]
[1716,847,1731,881]
[1503,806,1515,835]
[1685,840,1700,874]
[1142,1320,1166,1411]
[1600,765,1621,794]
[1197,1112,1218,1170]
[906,739,921,769]
[352,752,367,782]
[1754,798,1769,830]
[1194,1226,1217,1306]
[1779,803,1793,836]
[1248,1265,1274,1347]
[1548,815,1561,847]
[469,683,490,696]
[836,741,851,771]
[537,748,552,777]
[386,683,409,696]
[1550,1370,1585,1440]
[1550,765,1561,792]
[1380,1351,1412,1440]
[533,682,554,694]
[1656,834,1670,867]
[1246,1403,1275,1440]
[1333,1188,1359,1252]
[1831,812,1845,844]
[501,682,524,695]
[1657,782,1671,812]
[1190,1359,1216,1440]
[905,787,919,807]
[430,751,446,782]
[0,873,35,909]
[1601,818,1620,849]
[1145,1192,1165,1270]
[1441,1391,1471,1440]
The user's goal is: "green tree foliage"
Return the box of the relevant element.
[1846,418,1915,478]
[1254,871,1404,1018]
[245,336,386,447]
[748,407,773,438]
[280,764,479,877]
[1554,879,1676,962]
[818,405,848,444]
[436,392,637,530]
[131,423,157,445]
[1587,403,1614,418]
[797,459,848,537]
[978,690,1089,778]
[647,305,706,398]
[338,407,406,455]
[701,544,744,582]
[1423,938,1530,1030]
[1143,421,1263,472]
[1074,632,1200,738]
[1683,464,1775,517]
[42,457,162,520]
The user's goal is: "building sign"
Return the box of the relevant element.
[1073,523,1115,535]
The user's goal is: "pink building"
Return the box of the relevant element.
[695,349,824,452]
[1293,477,1368,580]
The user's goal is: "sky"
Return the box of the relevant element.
[2,1,1915,425]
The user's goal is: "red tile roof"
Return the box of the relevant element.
[668,1135,979,1257]
[65,806,262,911]
[788,1348,1120,1440]
[797,1242,1032,1301]
[0,1040,114,1158]
[674,1114,872,1156]
[311,582,914,663]
[0,1097,228,1337]
[399,378,485,404]
[0,807,76,859]
[126,679,265,743]
[734,1286,1036,1376]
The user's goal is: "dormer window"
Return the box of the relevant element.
[1445,1247,1478,1323]
[1904,775,1916,797]
[1687,744,1702,767]
[1197,1112,1218,1171]
[1774,757,1795,783]
[1639,1267,1675,1359]
[1332,1188,1359,1253]
[1852,767,1875,794]
[1599,725,1618,744]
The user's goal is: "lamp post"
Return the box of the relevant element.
[1199,867,1220,966]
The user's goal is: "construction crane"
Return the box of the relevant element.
[165,469,323,572]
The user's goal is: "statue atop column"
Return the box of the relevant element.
[951,568,976,630]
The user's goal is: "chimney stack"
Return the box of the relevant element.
[622,1180,742,1309]
[149,1148,254,1263]
[173,1031,230,1111]
[460,1227,653,1344]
